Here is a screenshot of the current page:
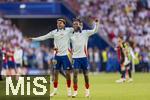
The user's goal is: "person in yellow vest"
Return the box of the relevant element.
[102,48,108,71]
[134,52,140,71]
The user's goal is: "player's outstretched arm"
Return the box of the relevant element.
[31,30,55,41]
[86,19,100,37]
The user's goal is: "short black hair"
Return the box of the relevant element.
[73,17,82,23]
[57,18,66,25]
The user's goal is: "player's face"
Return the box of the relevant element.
[57,21,65,29]
[73,21,80,31]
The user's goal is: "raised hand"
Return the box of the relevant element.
[94,18,99,23]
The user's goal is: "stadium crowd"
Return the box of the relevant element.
[0,17,55,74]
[76,0,150,47]
[67,0,150,72]
[0,0,150,73]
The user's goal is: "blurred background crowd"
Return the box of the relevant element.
[0,17,56,75]
[0,0,149,74]
[68,0,150,72]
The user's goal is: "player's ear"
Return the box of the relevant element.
[79,22,83,29]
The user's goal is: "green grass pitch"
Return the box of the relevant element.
[0,76,50,100]
[50,73,150,100]
[0,73,150,100]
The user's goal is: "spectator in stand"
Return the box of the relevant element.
[6,43,16,76]
[102,48,108,71]
[93,47,101,72]
[88,48,94,73]
[35,46,44,69]
[14,44,23,76]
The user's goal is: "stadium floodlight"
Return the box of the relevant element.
[20,4,26,9]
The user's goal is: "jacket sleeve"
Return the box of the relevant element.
[32,30,55,41]
[85,21,99,37]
